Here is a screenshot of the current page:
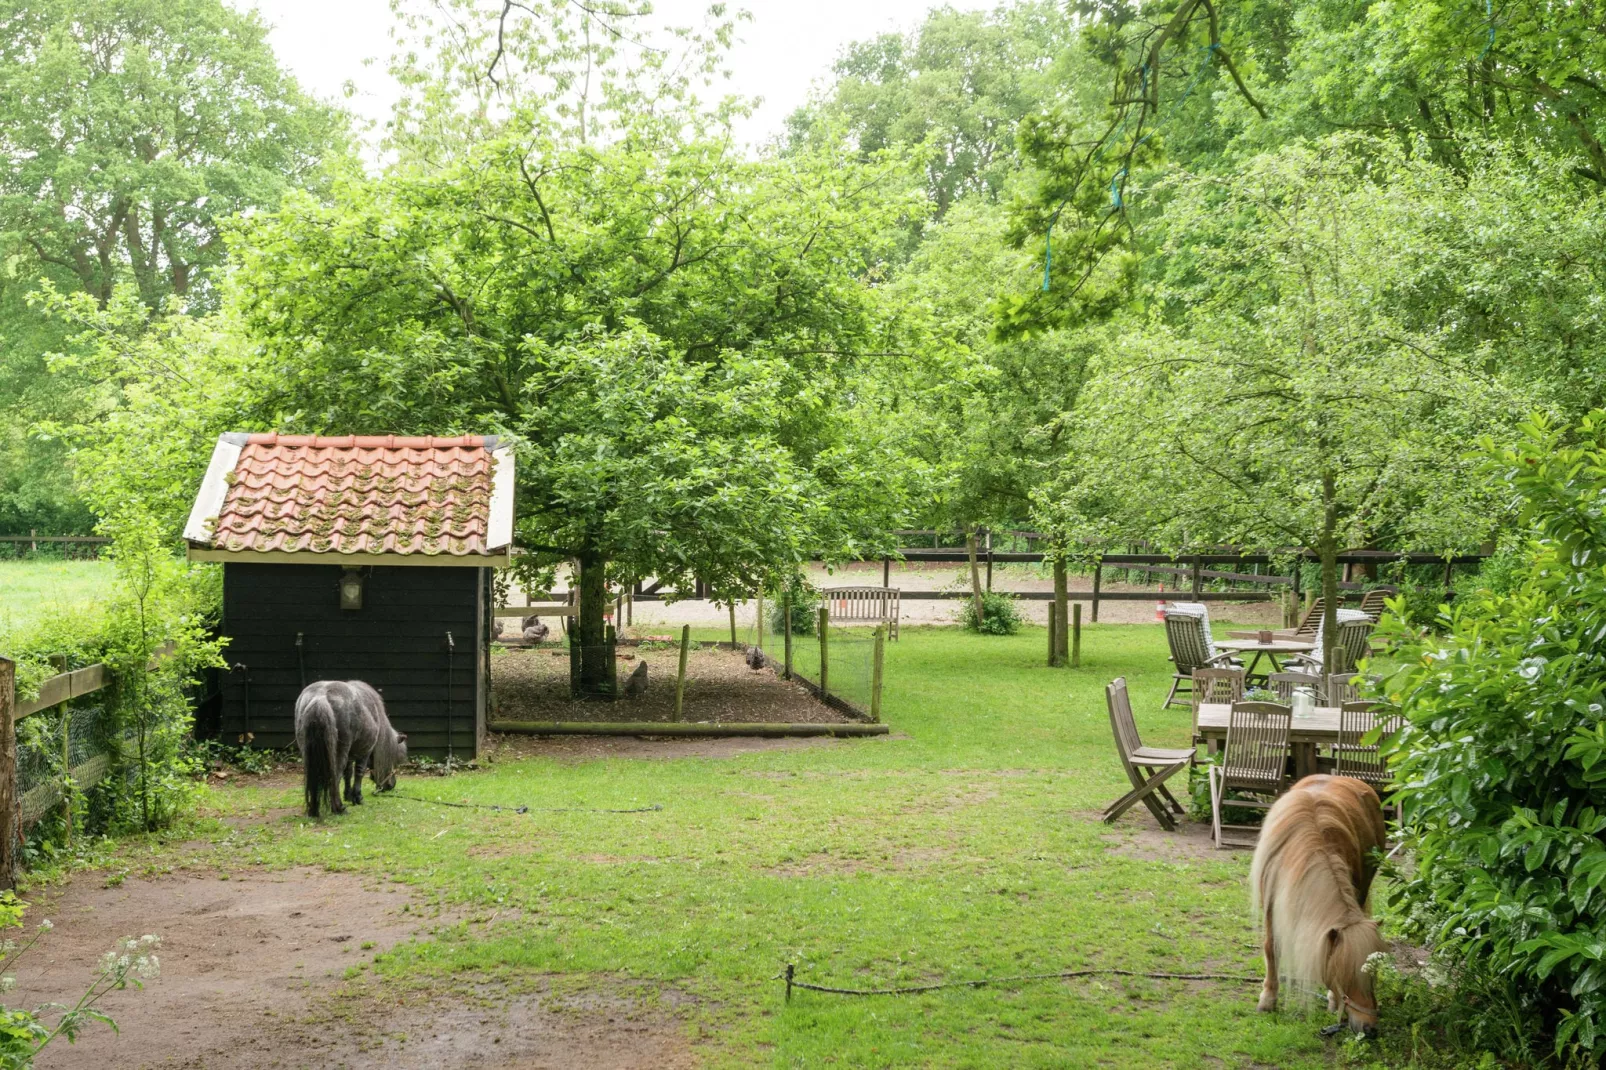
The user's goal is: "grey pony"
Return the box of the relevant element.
[293,680,408,818]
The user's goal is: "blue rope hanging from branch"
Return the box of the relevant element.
[1042,42,1219,292]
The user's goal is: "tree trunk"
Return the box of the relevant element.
[1052,551,1069,667]
[966,530,986,625]
[576,549,611,697]
[1319,471,1341,677]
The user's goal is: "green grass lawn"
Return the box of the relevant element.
[122,625,1350,1067]
[0,558,114,635]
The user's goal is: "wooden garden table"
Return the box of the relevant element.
[1195,702,1340,781]
[1212,637,1315,681]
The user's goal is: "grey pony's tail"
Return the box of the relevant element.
[299,695,339,818]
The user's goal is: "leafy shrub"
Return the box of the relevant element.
[1382,412,1606,1061]
[768,580,821,637]
[958,591,1021,635]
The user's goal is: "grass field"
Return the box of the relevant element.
[97,625,1355,1067]
[0,558,114,635]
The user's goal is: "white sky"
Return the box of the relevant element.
[238,0,994,148]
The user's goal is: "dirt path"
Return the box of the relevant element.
[10,867,693,1069]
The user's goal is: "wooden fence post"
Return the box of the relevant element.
[0,658,17,889]
[1047,600,1058,667]
[729,603,737,647]
[818,606,830,699]
[1072,603,1082,669]
[1053,556,1069,667]
[882,558,890,588]
[605,624,618,698]
[1091,562,1102,624]
[783,594,793,679]
[756,589,764,653]
[1191,557,1203,598]
[60,708,71,848]
[871,626,885,723]
[674,625,690,721]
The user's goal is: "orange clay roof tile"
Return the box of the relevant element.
[209,435,498,557]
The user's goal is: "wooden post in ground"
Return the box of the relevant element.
[1053,556,1069,667]
[0,658,17,889]
[60,707,71,848]
[1071,603,1082,669]
[882,558,890,588]
[605,624,618,697]
[1091,562,1102,624]
[1047,600,1057,667]
[674,625,690,721]
[871,626,885,723]
[783,594,793,679]
[729,603,737,647]
[1191,557,1203,598]
[626,592,633,627]
[818,606,830,699]
[756,589,765,653]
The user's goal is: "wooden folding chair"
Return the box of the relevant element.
[1209,701,1292,849]
[1190,667,1244,748]
[1105,677,1194,831]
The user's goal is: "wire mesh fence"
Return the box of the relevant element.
[489,631,857,725]
[17,693,117,824]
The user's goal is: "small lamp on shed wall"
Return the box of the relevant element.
[339,568,364,611]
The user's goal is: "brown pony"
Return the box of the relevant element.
[1250,775,1388,1035]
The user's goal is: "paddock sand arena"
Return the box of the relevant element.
[518,561,1284,631]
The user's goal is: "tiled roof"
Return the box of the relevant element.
[185,433,513,559]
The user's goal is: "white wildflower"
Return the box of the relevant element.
[37,919,52,932]
[0,975,14,993]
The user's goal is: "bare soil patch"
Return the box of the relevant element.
[491,645,849,725]
[1096,813,1226,863]
[9,868,691,1069]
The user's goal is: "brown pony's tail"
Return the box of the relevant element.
[298,694,339,818]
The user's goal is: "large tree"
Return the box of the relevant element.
[0,0,347,534]
[1038,137,1529,671]
[222,111,916,691]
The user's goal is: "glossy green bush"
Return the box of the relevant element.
[1383,412,1606,1061]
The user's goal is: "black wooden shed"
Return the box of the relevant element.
[183,433,515,759]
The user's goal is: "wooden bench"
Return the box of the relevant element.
[821,586,900,640]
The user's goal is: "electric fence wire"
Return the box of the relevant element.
[378,791,662,815]
[774,962,1261,1002]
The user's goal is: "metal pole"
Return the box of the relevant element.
[445,631,455,762]
[871,626,885,723]
[674,624,689,721]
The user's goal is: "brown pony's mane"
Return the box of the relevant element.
[1251,776,1387,1021]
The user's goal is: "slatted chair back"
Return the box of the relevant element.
[1164,611,1216,675]
[1329,618,1375,675]
[1267,671,1320,704]
[1358,587,1395,622]
[1335,701,1403,787]
[1326,672,1381,707]
[1221,701,1292,795]
[1106,677,1144,763]
[1191,668,1244,742]
[1293,598,1325,637]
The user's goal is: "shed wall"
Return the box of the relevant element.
[219,562,485,758]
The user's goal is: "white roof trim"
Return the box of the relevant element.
[487,445,516,550]
[183,436,243,546]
